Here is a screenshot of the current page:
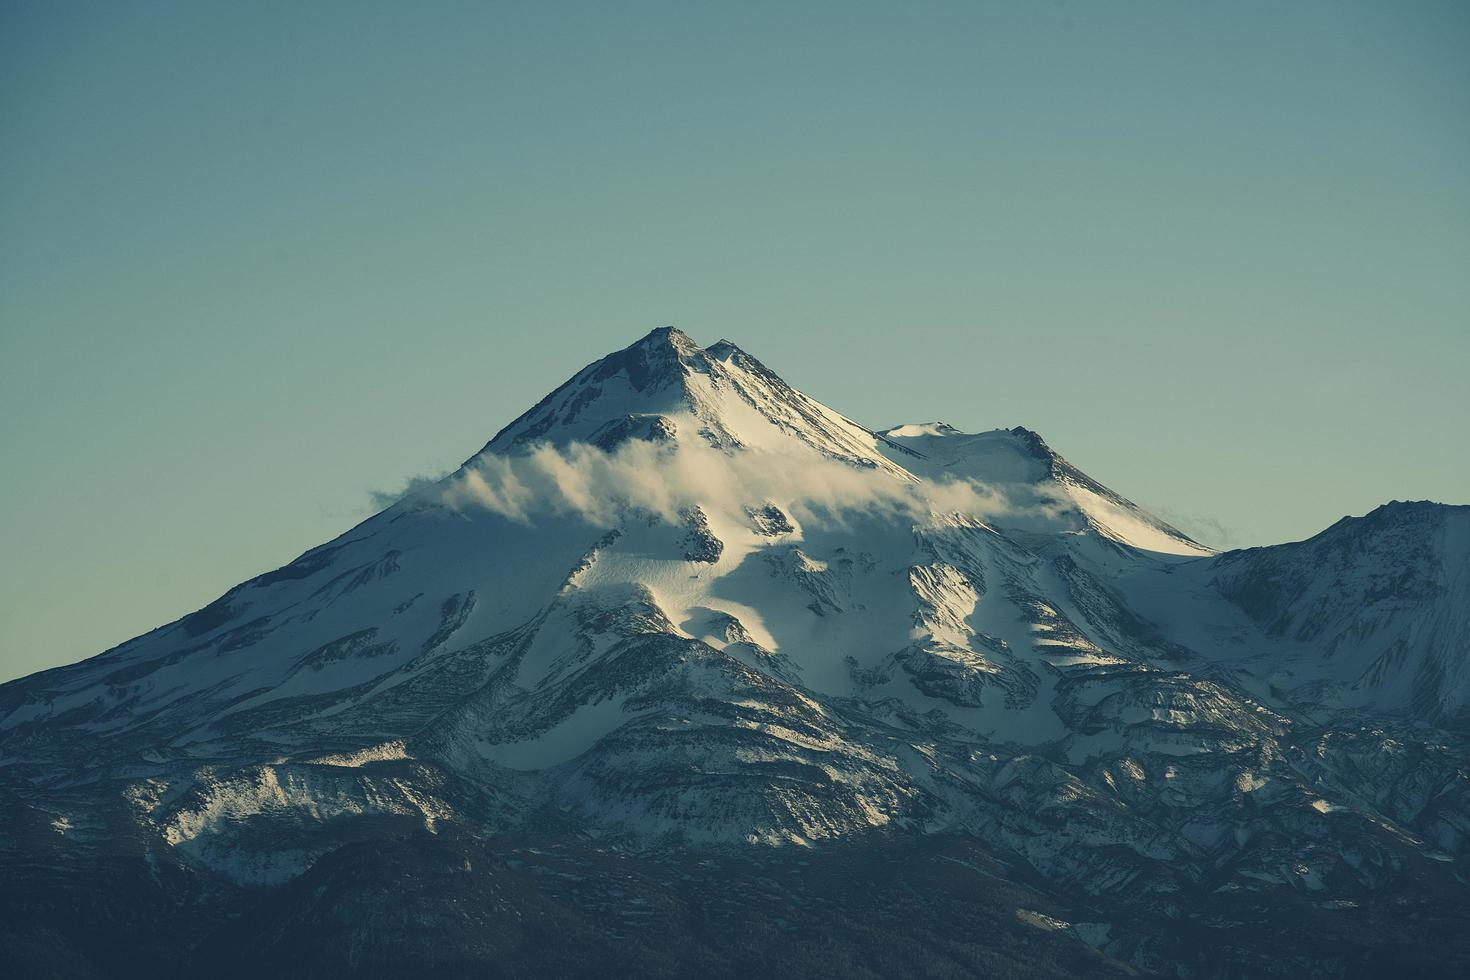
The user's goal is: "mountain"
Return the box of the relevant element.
[3,327,1468,979]
[1125,500,1470,722]
[877,422,1212,558]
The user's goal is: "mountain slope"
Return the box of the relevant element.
[1123,500,1470,723]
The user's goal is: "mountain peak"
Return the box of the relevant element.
[602,326,702,390]
[877,422,1210,557]
[883,422,962,439]
[475,326,914,477]
[1006,425,1056,461]
[474,329,701,454]
[705,338,742,361]
[630,325,699,354]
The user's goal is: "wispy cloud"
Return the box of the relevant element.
[1143,504,1239,550]
[368,472,450,510]
[432,438,1027,529]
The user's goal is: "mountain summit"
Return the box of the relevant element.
[3,329,1468,978]
[477,326,913,479]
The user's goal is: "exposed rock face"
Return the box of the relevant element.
[680,506,724,563]
[2,328,1467,979]
[747,503,795,536]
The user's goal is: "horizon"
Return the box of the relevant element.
[3,1,1468,683]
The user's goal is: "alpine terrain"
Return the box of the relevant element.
[3,327,1467,979]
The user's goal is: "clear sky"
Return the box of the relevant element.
[2,1,1467,682]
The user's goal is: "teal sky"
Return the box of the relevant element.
[2,1,1467,683]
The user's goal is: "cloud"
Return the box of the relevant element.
[435,437,1023,530]
[368,472,451,510]
[1142,504,1239,550]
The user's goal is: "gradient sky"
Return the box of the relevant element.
[2,1,1467,683]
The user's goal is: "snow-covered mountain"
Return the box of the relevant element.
[3,327,1468,979]
[878,422,1211,558]
[1124,500,1470,724]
